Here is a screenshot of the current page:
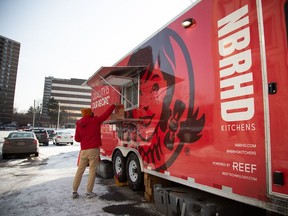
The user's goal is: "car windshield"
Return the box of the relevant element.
[8,132,34,138]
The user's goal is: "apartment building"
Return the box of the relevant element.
[42,76,91,127]
[0,35,20,124]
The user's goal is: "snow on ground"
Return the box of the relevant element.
[0,130,156,216]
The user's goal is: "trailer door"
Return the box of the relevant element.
[262,0,288,197]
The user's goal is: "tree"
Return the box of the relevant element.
[12,111,30,127]
[47,98,68,128]
[27,106,34,123]
[12,104,44,128]
[47,97,59,127]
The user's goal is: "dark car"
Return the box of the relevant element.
[2,131,39,159]
[32,129,49,146]
[46,128,56,140]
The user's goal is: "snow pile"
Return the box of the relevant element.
[0,143,138,216]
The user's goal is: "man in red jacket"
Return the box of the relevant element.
[72,104,117,199]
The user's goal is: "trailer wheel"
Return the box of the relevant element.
[113,151,127,182]
[126,153,143,191]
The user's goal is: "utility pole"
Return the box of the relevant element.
[57,102,60,129]
[32,99,35,128]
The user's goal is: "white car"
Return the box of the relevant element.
[53,131,74,145]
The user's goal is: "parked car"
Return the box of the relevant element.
[46,128,56,140]
[2,131,39,159]
[32,129,49,146]
[53,131,74,145]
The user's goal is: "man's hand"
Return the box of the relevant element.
[114,103,123,113]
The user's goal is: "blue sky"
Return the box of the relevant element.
[0,0,193,112]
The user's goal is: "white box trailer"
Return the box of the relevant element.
[87,0,288,214]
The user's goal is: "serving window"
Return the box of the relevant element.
[87,66,145,111]
[122,77,139,110]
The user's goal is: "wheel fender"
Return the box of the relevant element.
[113,147,144,172]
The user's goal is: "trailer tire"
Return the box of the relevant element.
[126,153,143,191]
[113,151,127,182]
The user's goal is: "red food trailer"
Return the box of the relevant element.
[87,0,288,214]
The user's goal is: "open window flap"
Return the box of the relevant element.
[87,66,146,88]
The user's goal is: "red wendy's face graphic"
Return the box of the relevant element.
[138,66,167,140]
[126,28,205,171]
